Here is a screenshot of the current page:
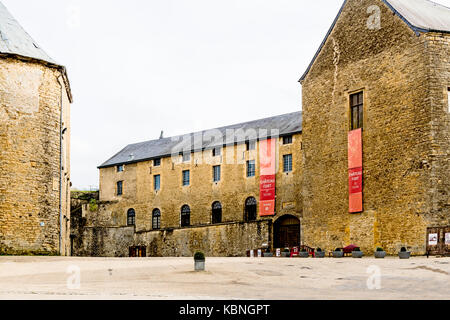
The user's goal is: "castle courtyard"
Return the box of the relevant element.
[0,256,448,300]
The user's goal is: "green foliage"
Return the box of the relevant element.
[194,251,205,261]
[89,199,98,212]
[400,247,407,252]
[283,248,290,253]
[376,247,384,252]
[334,248,342,252]
[353,247,361,252]
[300,248,308,252]
[316,248,322,252]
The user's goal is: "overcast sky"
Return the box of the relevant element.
[3,0,450,190]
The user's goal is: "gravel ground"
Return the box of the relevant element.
[0,256,449,300]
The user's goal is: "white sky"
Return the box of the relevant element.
[3,0,450,190]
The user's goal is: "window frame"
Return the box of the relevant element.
[213,165,221,182]
[212,147,222,157]
[182,152,191,162]
[127,208,136,226]
[154,158,161,167]
[154,174,161,191]
[117,181,123,196]
[246,140,256,151]
[181,205,191,227]
[117,165,124,172]
[350,91,364,131]
[247,160,256,178]
[283,154,293,173]
[152,209,161,230]
[182,170,190,186]
[283,135,293,145]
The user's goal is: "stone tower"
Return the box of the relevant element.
[0,2,72,255]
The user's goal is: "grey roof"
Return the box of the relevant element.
[0,2,57,65]
[300,0,450,81]
[99,111,302,168]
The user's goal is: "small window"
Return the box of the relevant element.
[154,158,161,167]
[152,209,161,230]
[117,165,124,172]
[213,165,221,182]
[283,154,293,172]
[182,153,191,162]
[212,147,222,157]
[181,205,191,227]
[247,160,256,177]
[350,92,364,130]
[127,208,135,226]
[117,181,123,196]
[154,175,161,191]
[246,140,256,151]
[182,170,190,186]
[283,135,293,145]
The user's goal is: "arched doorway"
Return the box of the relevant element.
[212,202,222,224]
[244,197,257,222]
[274,215,300,249]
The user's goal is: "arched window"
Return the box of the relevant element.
[127,209,136,226]
[212,201,222,224]
[244,197,257,222]
[181,205,190,227]
[152,209,161,230]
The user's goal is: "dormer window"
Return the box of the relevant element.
[117,165,124,172]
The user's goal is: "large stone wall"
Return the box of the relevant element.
[0,57,71,255]
[300,0,449,255]
[73,220,271,257]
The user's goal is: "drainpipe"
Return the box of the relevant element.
[58,75,64,256]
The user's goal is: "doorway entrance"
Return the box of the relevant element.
[129,246,147,257]
[274,215,300,249]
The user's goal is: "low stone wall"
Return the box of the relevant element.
[72,220,271,257]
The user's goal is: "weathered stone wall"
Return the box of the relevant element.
[72,220,270,257]
[300,0,449,255]
[0,57,71,255]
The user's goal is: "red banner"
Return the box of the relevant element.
[259,139,276,216]
[348,129,363,213]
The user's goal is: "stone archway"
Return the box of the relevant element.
[274,215,300,249]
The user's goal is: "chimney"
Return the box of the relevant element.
[160,131,164,139]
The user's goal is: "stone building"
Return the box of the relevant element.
[0,2,72,255]
[72,112,303,257]
[300,0,449,255]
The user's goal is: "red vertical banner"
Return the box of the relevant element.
[348,129,363,213]
[260,138,276,216]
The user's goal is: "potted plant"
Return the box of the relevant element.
[299,248,309,258]
[281,248,290,258]
[263,248,273,257]
[398,247,411,259]
[315,248,326,258]
[352,247,364,258]
[194,251,205,271]
[374,247,386,259]
[332,248,344,258]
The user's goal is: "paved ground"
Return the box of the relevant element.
[0,256,449,300]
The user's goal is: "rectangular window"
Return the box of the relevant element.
[246,140,256,151]
[247,160,256,177]
[182,170,190,186]
[213,165,221,182]
[117,165,124,172]
[212,147,222,157]
[117,181,123,196]
[182,153,191,162]
[154,175,161,191]
[447,88,450,113]
[283,135,293,145]
[283,154,293,172]
[154,158,161,167]
[350,92,364,130]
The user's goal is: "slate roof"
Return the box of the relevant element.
[99,111,303,169]
[299,0,450,81]
[0,2,57,65]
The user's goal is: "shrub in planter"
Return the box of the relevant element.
[282,248,290,257]
[374,247,386,259]
[333,248,344,258]
[299,248,309,258]
[194,251,205,271]
[352,247,364,258]
[263,249,273,257]
[398,247,411,259]
[315,248,326,258]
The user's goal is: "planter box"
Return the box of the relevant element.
[333,251,344,258]
[374,251,386,259]
[281,252,290,257]
[263,253,273,257]
[194,260,205,271]
[399,251,411,259]
[315,251,326,258]
[352,251,364,258]
[299,251,309,258]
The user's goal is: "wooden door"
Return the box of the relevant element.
[427,227,450,256]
